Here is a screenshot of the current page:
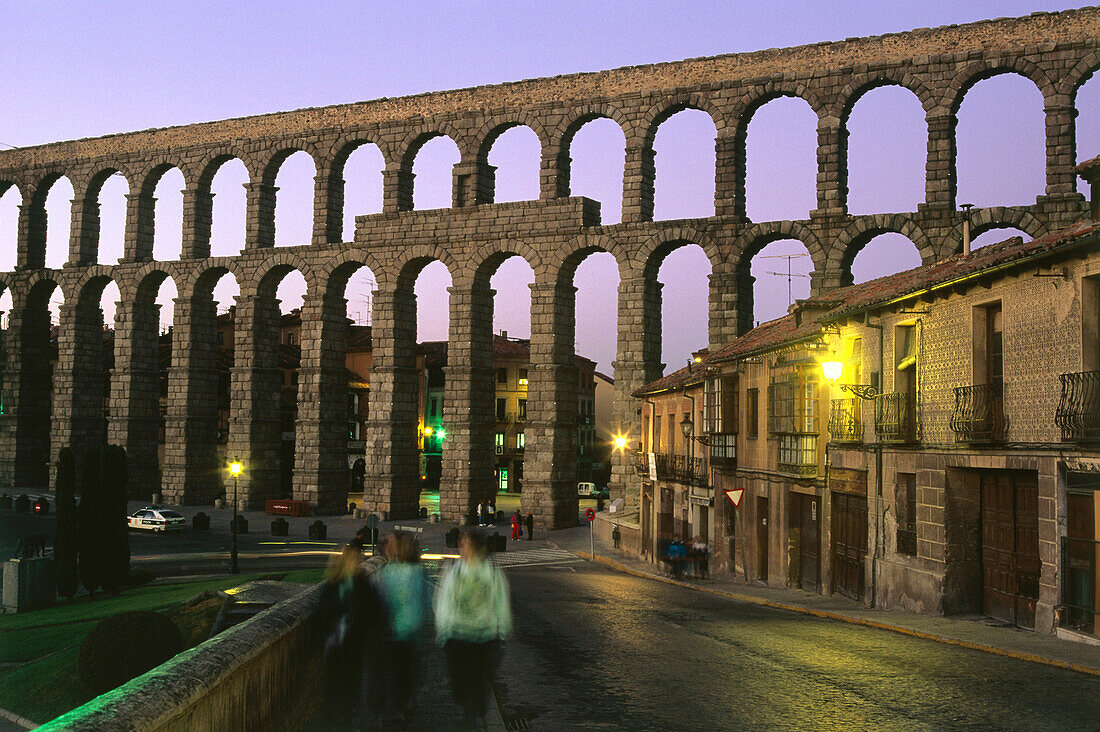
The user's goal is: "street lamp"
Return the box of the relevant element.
[613,435,627,451]
[229,459,242,574]
[680,413,693,462]
[821,359,878,400]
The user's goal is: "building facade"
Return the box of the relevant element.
[634,161,1100,638]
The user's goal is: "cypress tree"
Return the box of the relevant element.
[102,445,130,595]
[78,447,104,598]
[54,448,79,600]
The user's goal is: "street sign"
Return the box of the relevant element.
[365,514,380,530]
[724,488,744,508]
[585,508,596,521]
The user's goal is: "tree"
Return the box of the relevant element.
[77,447,104,597]
[54,448,79,600]
[102,445,130,595]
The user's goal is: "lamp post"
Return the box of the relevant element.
[229,459,242,574]
[680,413,693,462]
[822,359,878,400]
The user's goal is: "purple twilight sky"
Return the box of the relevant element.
[0,1,1096,375]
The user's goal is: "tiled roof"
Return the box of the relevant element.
[633,214,1099,397]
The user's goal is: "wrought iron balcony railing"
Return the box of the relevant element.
[829,398,863,443]
[874,392,919,443]
[653,453,709,487]
[1056,371,1100,442]
[707,433,737,468]
[950,383,1007,443]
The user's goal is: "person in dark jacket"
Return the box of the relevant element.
[318,545,387,729]
[525,512,534,541]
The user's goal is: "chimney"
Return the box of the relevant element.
[1077,155,1100,222]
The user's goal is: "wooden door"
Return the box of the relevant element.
[832,493,868,600]
[981,471,1039,627]
[756,497,769,581]
[799,495,821,591]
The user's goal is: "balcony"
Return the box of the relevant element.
[874,392,919,443]
[1056,371,1100,442]
[654,453,708,487]
[951,383,1007,443]
[707,433,736,469]
[829,398,863,443]
[777,434,817,476]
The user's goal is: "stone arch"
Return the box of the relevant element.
[329,133,394,169]
[247,251,315,301]
[179,257,243,300]
[835,71,937,122]
[22,271,66,307]
[1063,50,1100,99]
[944,59,1055,115]
[189,148,257,190]
[640,94,728,147]
[834,215,934,273]
[130,267,176,306]
[468,238,544,289]
[736,80,827,126]
[320,249,387,299]
[73,267,119,308]
[473,114,550,165]
[555,233,632,286]
[397,122,469,171]
[393,244,459,292]
[258,143,321,188]
[25,171,73,269]
[73,167,132,265]
[552,104,633,149]
[136,161,183,200]
[935,207,1048,259]
[732,221,824,275]
[638,227,724,279]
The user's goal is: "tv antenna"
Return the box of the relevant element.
[761,252,810,307]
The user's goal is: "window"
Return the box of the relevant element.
[767,370,817,435]
[654,415,662,452]
[497,368,507,385]
[217,331,224,346]
[518,368,528,386]
[777,434,816,474]
[518,399,527,422]
[896,472,917,556]
[496,398,506,421]
[430,397,439,418]
[495,432,504,449]
[285,332,295,346]
[516,432,525,450]
[705,376,738,434]
[746,388,759,439]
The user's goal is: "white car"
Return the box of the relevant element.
[128,507,186,532]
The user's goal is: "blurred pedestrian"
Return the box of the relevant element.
[525,512,534,541]
[510,510,521,540]
[477,502,486,527]
[487,496,496,524]
[318,545,387,729]
[435,531,512,726]
[373,533,432,724]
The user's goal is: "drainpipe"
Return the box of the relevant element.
[645,397,656,560]
[863,312,885,609]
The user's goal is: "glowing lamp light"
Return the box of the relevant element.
[229,461,243,476]
[423,426,433,437]
[614,435,627,451]
[821,360,844,383]
[437,429,447,440]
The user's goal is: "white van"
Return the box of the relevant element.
[577,482,596,497]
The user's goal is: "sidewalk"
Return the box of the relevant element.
[547,524,1100,678]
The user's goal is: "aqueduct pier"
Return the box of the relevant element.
[0,8,1096,526]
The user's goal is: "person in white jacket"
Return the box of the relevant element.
[434,530,512,724]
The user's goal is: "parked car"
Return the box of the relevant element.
[577,482,596,497]
[127,507,186,533]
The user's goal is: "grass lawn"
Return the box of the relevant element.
[280,568,325,584]
[0,574,264,724]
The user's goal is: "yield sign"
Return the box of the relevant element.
[724,488,744,508]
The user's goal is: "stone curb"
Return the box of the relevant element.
[577,552,1100,679]
[0,706,38,730]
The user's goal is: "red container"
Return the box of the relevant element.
[265,499,311,517]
